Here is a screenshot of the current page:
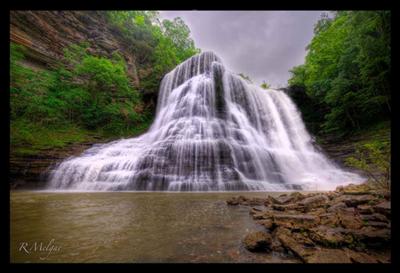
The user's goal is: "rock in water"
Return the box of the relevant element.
[47,52,364,191]
[243,231,272,252]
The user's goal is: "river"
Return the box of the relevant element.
[11,191,299,263]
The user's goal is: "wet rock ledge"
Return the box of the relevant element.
[227,183,391,263]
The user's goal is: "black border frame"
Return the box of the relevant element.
[2,1,396,272]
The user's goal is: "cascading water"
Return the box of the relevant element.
[47,52,364,191]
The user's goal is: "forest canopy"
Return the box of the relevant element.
[287,11,391,135]
[106,11,200,91]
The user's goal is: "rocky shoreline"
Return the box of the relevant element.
[227,183,391,263]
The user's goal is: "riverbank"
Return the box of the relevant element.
[227,182,391,263]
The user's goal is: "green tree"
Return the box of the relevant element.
[161,17,200,62]
[287,11,391,134]
[345,141,390,189]
[105,11,200,89]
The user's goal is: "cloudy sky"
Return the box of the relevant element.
[159,11,324,88]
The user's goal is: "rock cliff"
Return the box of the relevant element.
[10,10,153,89]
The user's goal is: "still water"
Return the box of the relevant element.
[11,191,298,263]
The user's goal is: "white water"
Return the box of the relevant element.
[47,52,364,191]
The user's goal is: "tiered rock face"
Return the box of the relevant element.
[9,142,92,189]
[228,182,391,263]
[10,11,144,87]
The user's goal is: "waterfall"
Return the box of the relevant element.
[47,52,364,191]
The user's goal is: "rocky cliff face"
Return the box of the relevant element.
[10,141,95,189]
[10,11,148,87]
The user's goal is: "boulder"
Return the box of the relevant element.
[243,231,272,252]
[289,192,307,201]
[267,195,285,205]
[357,204,374,215]
[270,238,285,252]
[271,203,301,211]
[248,197,267,206]
[360,213,388,223]
[276,193,289,202]
[349,227,391,248]
[326,192,341,200]
[318,212,340,226]
[337,209,363,229]
[237,195,250,205]
[252,210,272,220]
[336,194,377,207]
[297,194,329,211]
[255,219,275,230]
[226,197,239,205]
[272,214,319,230]
[362,221,390,229]
[373,201,391,218]
[276,228,315,262]
[308,226,352,247]
[272,192,306,205]
[340,183,373,194]
[249,207,263,215]
[327,202,347,213]
[290,231,316,247]
[263,199,272,206]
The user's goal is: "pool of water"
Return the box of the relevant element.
[10,191,298,263]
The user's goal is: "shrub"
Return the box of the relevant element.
[345,140,391,189]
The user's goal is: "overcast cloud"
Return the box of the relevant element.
[159,11,324,88]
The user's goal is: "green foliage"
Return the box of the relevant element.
[11,42,143,130]
[160,17,200,62]
[260,81,271,89]
[10,42,150,154]
[105,11,200,92]
[288,65,306,88]
[10,119,92,156]
[11,45,63,125]
[288,11,391,134]
[345,140,390,189]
